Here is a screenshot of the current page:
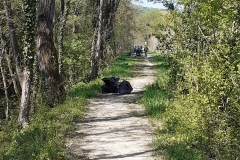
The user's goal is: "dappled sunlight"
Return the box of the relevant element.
[66,55,158,160]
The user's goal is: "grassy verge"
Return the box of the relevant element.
[0,52,136,160]
[142,52,206,160]
[140,53,171,117]
[103,52,136,78]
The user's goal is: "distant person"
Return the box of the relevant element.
[144,46,149,57]
[137,45,141,56]
[140,46,143,55]
[134,46,137,55]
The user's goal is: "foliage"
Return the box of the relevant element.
[115,0,137,52]
[0,95,88,160]
[142,0,240,159]
[0,51,137,159]
[141,53,171,117]
[103,52,135,79]
[63,34,91,86]
[0,0,142,158]
[142,52,207,159]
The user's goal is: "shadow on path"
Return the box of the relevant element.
[66,56,157,160]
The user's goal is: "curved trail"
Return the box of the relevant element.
[66,56,157,160]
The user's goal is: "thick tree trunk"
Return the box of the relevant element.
[37,0,65,107]
[90,0,104,79]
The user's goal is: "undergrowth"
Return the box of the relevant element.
[142,52,206,160]
[0,52,135,160]
[103,52,135,79]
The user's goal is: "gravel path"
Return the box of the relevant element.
[66,56,158,160]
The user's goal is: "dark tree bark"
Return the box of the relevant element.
[89,0,120,79]
[103,0,120,58]
[90,0,104,79]
[0,37,9,120]
[104,0,120,42]
[37,0,65,107]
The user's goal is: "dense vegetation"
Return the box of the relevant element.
[1,0,240,159]
[0,0,137,159]
[140,0,240,159]
[0,0,137,125]
[0,52,135,159]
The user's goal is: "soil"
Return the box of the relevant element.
[66,55,159,160]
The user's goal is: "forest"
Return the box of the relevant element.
[0,0,240,159]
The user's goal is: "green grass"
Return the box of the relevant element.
[103,52,135,79]
[142,52,206,160]
[0,52,137,160]
[1,93,89,160]
[141,53,171,117]
[141,84,167,117]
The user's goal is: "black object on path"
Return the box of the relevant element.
[118,80,133,95]
[101,76,120,93]
[101,77,133,95]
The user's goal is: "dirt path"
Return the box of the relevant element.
[66,56,158,160]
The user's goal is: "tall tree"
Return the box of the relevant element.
[4,0,22,94]
[90,0,120,79]
[58,0,70,74]
[90,0,104,79]
[0,30,9,120]
[37,0,65,107]
[18,0,37,128]
[102,0,120,58]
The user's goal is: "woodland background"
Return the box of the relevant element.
[0,0,240,159]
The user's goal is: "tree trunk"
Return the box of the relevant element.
[4,0,22,84]
[58,0,70,74]
[18,67,31,128]
[72,2,79,34]
[5,54,20,98]
[90,0,120,78]
[31,55,39,112]
[103,0,120,57]
[0,51,9,120]
[37,0,65,107]
[4,0,22,111]
[105,0,120,42]
[18,0,37,128]
[90,0,104,79]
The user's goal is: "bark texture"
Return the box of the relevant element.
[37,0,65,107]
[89,0,120,79]
[18,0,36,128]
[90,0,104,79]
[58,0,70,74]
[18,68,31,128]
[4,0,22,83]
